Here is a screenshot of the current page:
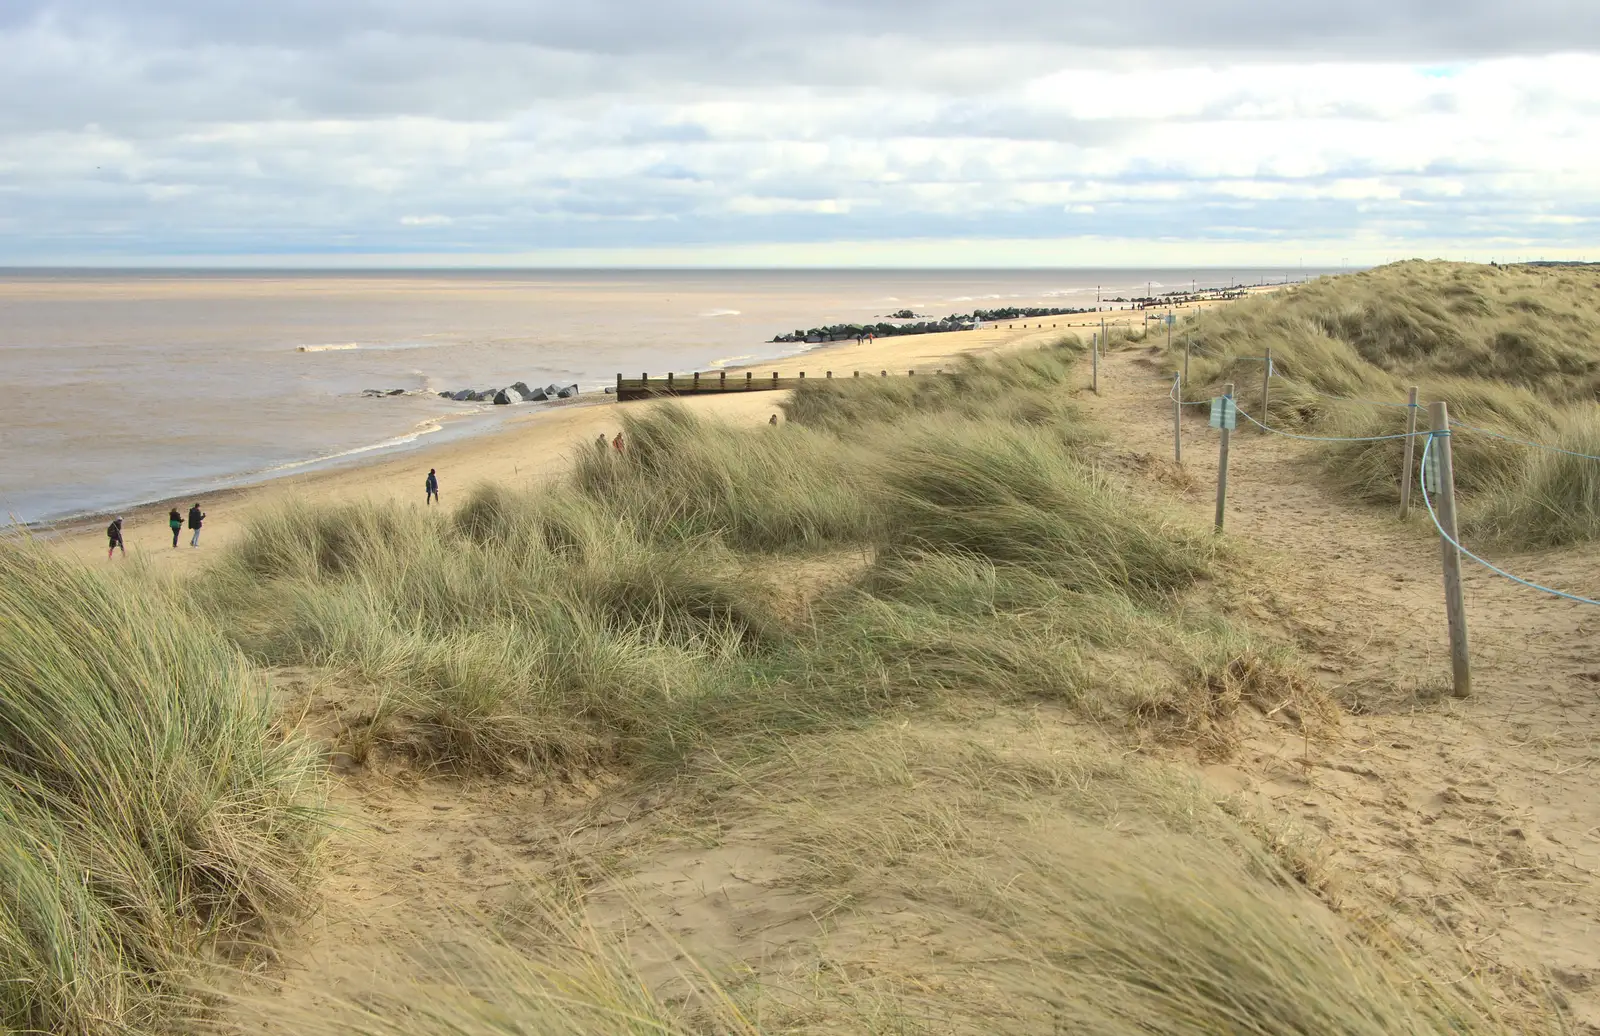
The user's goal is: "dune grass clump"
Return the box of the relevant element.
[0,542,324,1035]
[196,495,782,771]
[570,403,879,551]
[1465,410,1600,547]
[877,419,1215,599]
[782,339,1093,434]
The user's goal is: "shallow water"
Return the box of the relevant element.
[0,267,1308,522]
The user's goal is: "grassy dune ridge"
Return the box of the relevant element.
[1166,261,1600,545]
[192,344,1313,774]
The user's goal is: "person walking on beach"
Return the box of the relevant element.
[612,432,625,455]
[168,508,183,548]
[769,414,778,426]
[187,503,205,547]
[596,433,608,450]
[425,468,440,506]
[107,517,125,560]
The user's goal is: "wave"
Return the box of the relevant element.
[298,343,360,352]
[255,419,446,476]
[699,308,742,317]
[706,353,756,369]
[298,340,448,353]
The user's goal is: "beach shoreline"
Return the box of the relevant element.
[41,321,1085,564]
[39,291,1268,567]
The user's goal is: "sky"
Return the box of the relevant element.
[2,0,1598,267]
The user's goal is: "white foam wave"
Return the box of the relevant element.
[257,420,445,475]
[298,343,360,352]
[700,309,741,317]
[706,353,755,369]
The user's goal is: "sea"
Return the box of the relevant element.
[0,267,1322,523]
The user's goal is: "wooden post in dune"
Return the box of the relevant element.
[853,371,860,378]
[771,371,779,389]
[720,371,727,391]
[1259,347,1272,430]
[1399,386,1419,518]
[826,371,833,379]
[1215,382,1234,532]
[1183,340,1190,386]
[745,372,752,390]
[693,372,700,391]
[616,373,622,395]
[1173,377,1183,465]
[1428,401,1472,697]
[1092,333,1099,394]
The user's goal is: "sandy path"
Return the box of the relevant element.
[1085,344,1600,1025]
[46,322,1077,569]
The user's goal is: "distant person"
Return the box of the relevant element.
[187,503,205,547]
[596,433,608,450]
[769,414,778,426]
[106,516,125,560]
[425,468,440,505]
[168,508,183,548]
[612,432,625,454]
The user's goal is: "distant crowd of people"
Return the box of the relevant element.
[106,503,205,559]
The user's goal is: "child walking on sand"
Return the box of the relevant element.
[187,503,205,547]
[612,432,625,454]
[168,508,183,548]
[425,468,440,505]
[107,517,125,559]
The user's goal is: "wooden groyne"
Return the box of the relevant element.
[615,369,945,402]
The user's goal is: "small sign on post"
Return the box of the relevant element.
[1208,395,1237,430]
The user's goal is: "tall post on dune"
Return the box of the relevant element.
[1092,333,1099,394]
[1399,386,1419,518]
[1183,340,1190,386]
[1173,378,1183,466]
[1428,401,1472,698]
[1259,347,1272,430]
[1215,382,1234,532]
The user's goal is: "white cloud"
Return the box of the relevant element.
[2,2,1599,263]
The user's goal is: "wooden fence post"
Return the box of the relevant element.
[616,373,622,395]
[1183,340,1190,385]
[1092,333,1099,394]
[745,372,752,390]
[720,371,727,390]
[1399,386,1419,518]
[826,371,832,378]
[1429,401,1472,697]
[1173,378,1183,465]
[1215,382,1234,531]
[854,371,860,378]
[667,372,674,392]
[1259,347,1272,430]
[771,372,778,389]
[693,372,700,390]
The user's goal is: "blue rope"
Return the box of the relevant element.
[1448,420,1600,462]
[1235,407,1430,442]
[1419,432,1600,607]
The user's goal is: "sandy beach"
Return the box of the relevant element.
[47,317,1112,566]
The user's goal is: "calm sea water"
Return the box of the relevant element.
[0,268,1315,522]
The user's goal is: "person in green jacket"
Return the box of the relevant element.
[168,508,183,548]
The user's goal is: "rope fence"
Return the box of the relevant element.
[1152,351,1600,699]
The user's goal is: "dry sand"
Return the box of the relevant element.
[47,320,1086,566]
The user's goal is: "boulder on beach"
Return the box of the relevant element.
[492,388,518,405]
[555,384,580,399]
[450,389,475,401]
[510,381,534,398]
[438,391,454,398]
[386,388,405,396]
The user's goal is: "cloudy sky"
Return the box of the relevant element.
[3,0,1598,266]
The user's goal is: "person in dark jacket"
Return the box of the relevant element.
[168,508,183,548]
[425,468,440,505]
[187,503,205,547]
[107,517,125,560]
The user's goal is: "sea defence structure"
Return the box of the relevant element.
[615,369,945,401]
